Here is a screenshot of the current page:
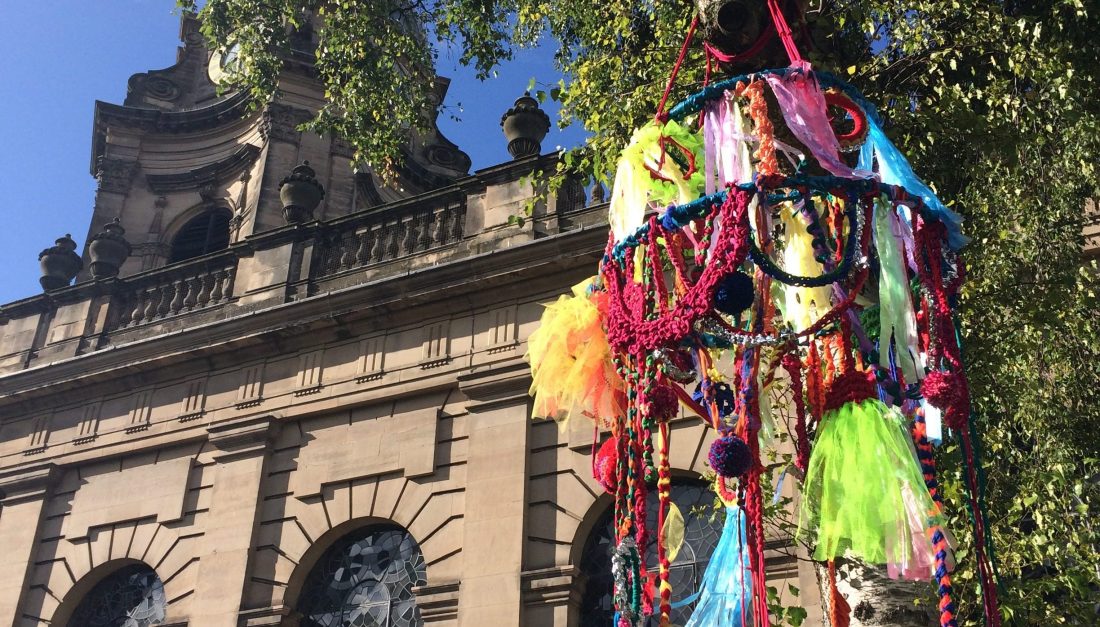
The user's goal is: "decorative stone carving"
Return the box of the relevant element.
[426,143,472,173]
[88,218,132,279]
[112,255,236,329]
[501,92,551,159]
[261,103,313,144]
[318,199,465,277]
[38,234,83,291]
[280,162,325,223]
[128,73,182,102]
[95,157,140,195]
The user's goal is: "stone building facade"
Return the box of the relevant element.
[0,17,822,627]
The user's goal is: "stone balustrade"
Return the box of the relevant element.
[0,159,602,375]
[317,197,466,279]
[110,251,238,330]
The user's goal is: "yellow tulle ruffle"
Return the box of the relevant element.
[609,120,704,240]
[526,279,625,427]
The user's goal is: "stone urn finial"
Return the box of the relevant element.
[38,234,83,291]
[500,92,551,159]
[280,161,325,224]
[88,218,132,279]
[590,181,606,204]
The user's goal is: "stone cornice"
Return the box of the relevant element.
[412,581,460,622]
[90,93,253,175]
[0,225,605,408]
[145,144,262,193]
[521,565,583,607]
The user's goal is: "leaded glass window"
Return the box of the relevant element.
[68,563,167,627]
[579,482,724,626]
[297,525,427,627]
[169,209,231,263]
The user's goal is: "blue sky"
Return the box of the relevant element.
[0,2,586,304]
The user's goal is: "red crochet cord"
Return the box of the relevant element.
[827,561,851,627]
[703,29,773,65]
[604,189,751,354]
[804,341,823,421]
[781,353,811,472]
[739,378,771,627]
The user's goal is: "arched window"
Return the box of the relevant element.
[296,524,427,627]
[68,563,167,627]
[168,208,231,263]
[579,482,725,626]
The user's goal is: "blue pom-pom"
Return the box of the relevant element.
[715,272,755,316]
[708,435,752,478]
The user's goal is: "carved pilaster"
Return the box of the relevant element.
[0,463,58,505]
[0,463,58,626]
[521,565,584,608]
[95,157,140,195]
[206,413,280,462]
[455,360,531,625]
[194,414,280,625]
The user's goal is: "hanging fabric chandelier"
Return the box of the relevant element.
[526,1,1001,625]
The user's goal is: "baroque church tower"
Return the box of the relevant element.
[0,13,821,627]
[86,15,471,278]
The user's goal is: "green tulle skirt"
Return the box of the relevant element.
[798,398,938,566]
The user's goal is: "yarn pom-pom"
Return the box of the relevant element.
[646,384,680,421]
[715,272,755,316]
[594,437,619,494]
[708,435,752,478]
[921,370,970,430]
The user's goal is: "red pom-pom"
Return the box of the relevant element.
[822,369,877,414]
[594,437,619,494]
[646,384,680,421]
[921,370,970,430]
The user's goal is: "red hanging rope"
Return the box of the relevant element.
[766,0,803,64]
[655,15,700,123]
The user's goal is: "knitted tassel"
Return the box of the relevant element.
[873,196,922,382]
[684,505,753,627]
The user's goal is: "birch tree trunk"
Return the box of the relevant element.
[816,560,939,626]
